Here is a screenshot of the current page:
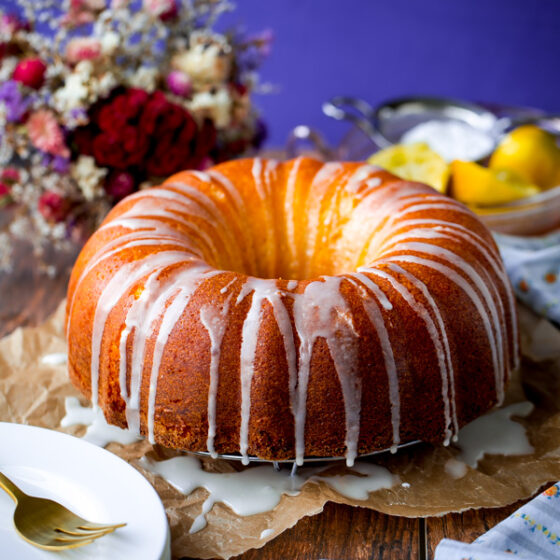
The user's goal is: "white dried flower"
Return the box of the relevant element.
[172,32,232,86]
[94,71,118,99]
[101,31,120,56]
[0,57,18,81]
[53,72,89,112]
[127,66,159,92]
[71,155,107,201]
[187,87,232,129]
[75,60,95,78]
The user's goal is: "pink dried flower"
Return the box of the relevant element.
[27,110,70,158]
[166,70,191,97]
[65,37,102,64]
[12,58,47,90]
[61,0,106,27]
[0,182,10,196]
[38,191,70,223]
[143,0,177,20]
[0,13,30,36]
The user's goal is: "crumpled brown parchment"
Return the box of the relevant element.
[1,302,560,560]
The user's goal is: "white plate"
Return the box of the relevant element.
[0,423,170,560]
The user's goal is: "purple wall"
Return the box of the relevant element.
[222,0,560,148]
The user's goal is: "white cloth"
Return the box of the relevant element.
[495,231,560,326]
[435,483,560,559]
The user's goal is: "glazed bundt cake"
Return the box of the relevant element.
[66,157,518,465]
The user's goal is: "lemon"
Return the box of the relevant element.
[368,142,449,193]
[489,125,560,189]
[451,160,540,207]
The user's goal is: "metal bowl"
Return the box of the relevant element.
[323,95,501,158]
[319,96,560,235]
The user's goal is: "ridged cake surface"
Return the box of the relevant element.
[66,157,518,464]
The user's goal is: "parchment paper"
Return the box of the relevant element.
[1,302,560,560]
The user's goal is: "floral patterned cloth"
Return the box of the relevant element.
[495,231,560,327]
[435,483,560,559]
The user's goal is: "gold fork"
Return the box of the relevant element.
[0,471,126,550]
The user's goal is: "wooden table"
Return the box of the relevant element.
[0,250,538,560]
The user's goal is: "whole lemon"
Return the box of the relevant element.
[490,125,560,189]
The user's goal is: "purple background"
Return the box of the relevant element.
[222,0,560,148]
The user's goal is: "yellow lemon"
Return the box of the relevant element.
[451,160,540,207]
[489,125,560,189]
[368,142,449,193]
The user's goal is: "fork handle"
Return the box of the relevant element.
[0,472,25,503]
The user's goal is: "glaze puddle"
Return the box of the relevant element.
[61,397,141,447]
[139,454,398,533]
[455,401,534,469]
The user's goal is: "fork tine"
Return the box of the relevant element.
[56,526,117,537]
[77,521,127,531]
[54,534,98,544]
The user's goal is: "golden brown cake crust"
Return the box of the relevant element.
[66,157,518,463]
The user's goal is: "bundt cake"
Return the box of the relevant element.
[66,157,519,465]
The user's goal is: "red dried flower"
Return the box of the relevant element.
[38,191,70,222]
[12,58,47,90]
[105,170,136,200]
[73,88,216,178]
[1,167,20,184]
[0,181,12,207]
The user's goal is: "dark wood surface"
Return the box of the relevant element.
[0,252,537,560]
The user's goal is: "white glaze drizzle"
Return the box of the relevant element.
[383,242,506,404]
[128,264,211,435]
[66,231,197,340]
[90,251,195,408]
[200,293,232,458]
[344,164,378,194]
[207,169,256,271]
[219,277,237,294]
[346,276,400,449]
[362,267,454,442]
[292,277,361,466]
[381,226,514,370]
[190,170,211,182]
[381,219,518,369]
[146,267,223,442]
[303,162,345,278]
[284,157,304,274]
[41,352,67,366]
[387,263,458,438]
[236,278,297,465]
